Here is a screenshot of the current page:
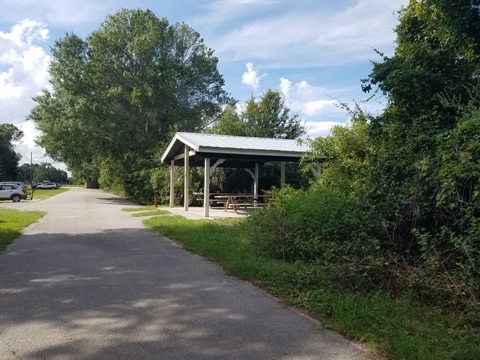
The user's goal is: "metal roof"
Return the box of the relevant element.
[161,132,310,168]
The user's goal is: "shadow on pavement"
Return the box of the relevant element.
[97,197,138,206]
[0,228,367,360]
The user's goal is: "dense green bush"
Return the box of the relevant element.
[246,186,387,291]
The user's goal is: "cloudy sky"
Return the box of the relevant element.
[0,0,407,171]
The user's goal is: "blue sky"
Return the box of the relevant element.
[0,0,407,170]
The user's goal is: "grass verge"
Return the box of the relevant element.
[122,206,170,217]
[122,206,160,212]
[0,209,46,251]
[132,209,170,217]
[143,214,480,360]
[32,187,69,200]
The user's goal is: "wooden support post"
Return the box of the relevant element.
[169,160,175,208]
[184,145,190,211]
[204,157,210,217]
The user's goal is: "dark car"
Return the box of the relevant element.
[0,183,27,202]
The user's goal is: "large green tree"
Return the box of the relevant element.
[211,89,307,192]
[30,8,228,201]
[213,89,305,139]
[0,124,23,180]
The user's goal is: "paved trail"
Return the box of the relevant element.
[0,188,370,359]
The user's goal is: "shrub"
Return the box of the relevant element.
[246,186,387,291]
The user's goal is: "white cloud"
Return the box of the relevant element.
[279,77,291,96]
[305,120,346,138]
[0,19,53,167]
[241,62,266,89]
[0,20,50,100]
[275,77,355,139]
[205,0,406,67]
[304,99,338,117]
[0,68,27,100]
[278,77,343,117]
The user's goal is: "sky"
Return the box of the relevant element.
[0,0,408,172]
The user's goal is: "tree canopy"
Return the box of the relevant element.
[29,8,228,201]
[17,162,68,184]
[213,89,305,139]
[0,124,23,181]
[206,89,308,193]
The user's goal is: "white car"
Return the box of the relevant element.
[0,184,27,202]
[36,182,58,189]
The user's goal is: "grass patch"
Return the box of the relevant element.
[143,215,480,360]
[122,205,159,212]
[32,187,69,200]
[132,209,170,217]
[0,209,46,251]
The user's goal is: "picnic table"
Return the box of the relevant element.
[193,193,270,214]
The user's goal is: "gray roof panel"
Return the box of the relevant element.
[161,132,311,166]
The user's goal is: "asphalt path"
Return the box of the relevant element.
[0,188,371,360]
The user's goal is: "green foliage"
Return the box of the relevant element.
[29,8,228,203]
[17,162,68,184]
[0,124,23,180]
[356,0,480,311]
[307,110,374,193]
[210,89,308,193]
[246,186,386,291]
[213,89,305,139]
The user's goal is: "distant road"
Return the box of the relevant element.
[0,188,371,359]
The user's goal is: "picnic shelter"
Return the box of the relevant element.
[161,132,316,217]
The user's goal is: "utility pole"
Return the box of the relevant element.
[30,152,33,200]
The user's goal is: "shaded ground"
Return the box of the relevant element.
[0,188,370,359]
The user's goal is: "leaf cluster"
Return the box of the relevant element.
[0,124,23,180]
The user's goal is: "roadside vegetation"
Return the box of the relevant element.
[0,209,46,252]
[144,214,479,360]
[32,187,69,200]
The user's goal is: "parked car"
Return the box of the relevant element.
[0,183,27,202]
[36,182,58,189]
[0,181,27,192]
